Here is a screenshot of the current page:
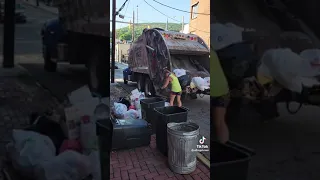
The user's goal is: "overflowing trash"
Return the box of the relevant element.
[5,86,109,180]
[111,88,145,119]
[191,77,210,91]
[173,68,210,93]
[258,48,320,93]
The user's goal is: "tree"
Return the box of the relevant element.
[119,32,132,41]
[116,23,182,42]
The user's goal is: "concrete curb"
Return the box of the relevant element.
[197,152,210,168]
[20,0,58,15]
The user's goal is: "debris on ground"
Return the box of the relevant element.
[111,87,146,120]
[4,85,110,180]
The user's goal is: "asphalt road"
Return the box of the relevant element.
[3,1,89,101]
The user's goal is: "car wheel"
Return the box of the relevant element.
[43,46,57,72]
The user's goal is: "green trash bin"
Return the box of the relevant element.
[140,97,165,133]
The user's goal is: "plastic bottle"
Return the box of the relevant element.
[135,98,140,110]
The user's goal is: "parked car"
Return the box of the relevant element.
[0,2,27,23]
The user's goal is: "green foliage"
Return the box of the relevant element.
[116,23,182,41]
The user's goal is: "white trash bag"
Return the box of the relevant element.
[300,49,320,68]
[173,69,186,78]
[211,23,244,51]
[204,77,210,86]
[9,130,56,178]
[113,102,128,118]
[34,150,92,180]
[192,77,206,91]
[123,109,140,119]
[259,48,319,93]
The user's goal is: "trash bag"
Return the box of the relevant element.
[173,69,187,77]
[216,42,259,89]
[123,109,140,119]
[118,97,131,109]
[178,74,192,89]
[113,103,128,118]
[8,130,56,178]
[192,77,206,91]
[34,150,92,180]
[26,113,65,155]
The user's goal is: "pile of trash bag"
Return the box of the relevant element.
[5,86,109,180]
[173,68,210,92]
[6,114,97,180]
[111,89,145,119]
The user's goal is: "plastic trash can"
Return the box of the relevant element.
[167,122,199,174]
[154,106,188,156]
[211,140,255,180]
[140,97,165,133]
[96,119,113,180]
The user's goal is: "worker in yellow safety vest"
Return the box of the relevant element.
[210,47,230,143]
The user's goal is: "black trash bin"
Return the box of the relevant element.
[211,141,255,180]
[96,119,113,180]
[140,97,165,133]
[154,106,188,156]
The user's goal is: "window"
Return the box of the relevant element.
[191,2,199,19]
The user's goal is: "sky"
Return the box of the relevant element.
[110,0,192,30]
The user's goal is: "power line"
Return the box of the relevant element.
[143,0,209,33]
[124,0,130,16]
[152,0,210,15]
[116,0,130,15]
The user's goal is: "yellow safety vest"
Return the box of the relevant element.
[210,49,229,97]
[170,74,182,92]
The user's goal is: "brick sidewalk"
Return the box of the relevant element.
[110,135,210,180]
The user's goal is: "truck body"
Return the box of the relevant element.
[124,28,210,98]
[41,0,109,97]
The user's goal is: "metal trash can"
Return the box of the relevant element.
[167,122,199,174]
[140,97,165,133]
[96,119,113,180]
[154,106,188,156]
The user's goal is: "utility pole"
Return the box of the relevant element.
[182,16,184,32]
[2,0,15,68]
[136,5,138,24]
[132,10,135,42]
[36,0,39,6]
[166,18,168,31]
[111,0,116,83]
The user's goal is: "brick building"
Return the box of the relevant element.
[189,0,210,47]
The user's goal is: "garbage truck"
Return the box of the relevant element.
[40,0,109,97]
[123,28,210,98]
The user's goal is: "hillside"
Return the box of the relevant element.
[115,23,183,41]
